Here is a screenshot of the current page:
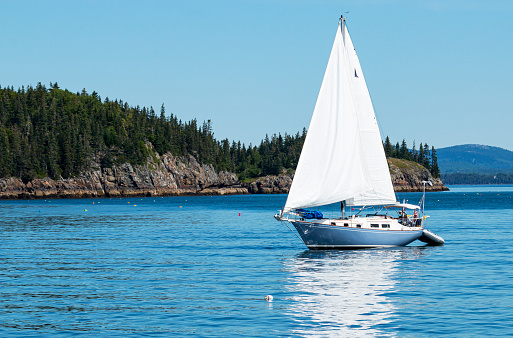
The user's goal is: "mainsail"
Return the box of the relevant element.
[284,18,396,212]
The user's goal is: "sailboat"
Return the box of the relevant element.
[275,16,444,249]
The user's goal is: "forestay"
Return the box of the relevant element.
[284,19,396,212]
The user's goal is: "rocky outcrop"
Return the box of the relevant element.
[245,174,293,194]
[387,158,448,192]
[0,153,247,199]
[0,155,448,199]
[241,159,449,194]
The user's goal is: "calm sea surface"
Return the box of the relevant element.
[1,185,513,336]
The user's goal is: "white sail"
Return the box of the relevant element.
[284,20,371,211]
[284,18,396,212]
[342,20,396,206]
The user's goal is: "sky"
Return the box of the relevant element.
[1,0,512,151]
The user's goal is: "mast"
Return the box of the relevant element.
[340,15,345,42]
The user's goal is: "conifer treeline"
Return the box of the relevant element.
[0,84,437,182]
[383,136,440,178]
[0,83,305,181]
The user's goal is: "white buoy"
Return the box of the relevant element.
[264,295,273,302]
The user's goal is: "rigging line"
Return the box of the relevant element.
[365,45,402,202]
[370,92,399,202]
[281,220,303,242]
[343,14,386,164]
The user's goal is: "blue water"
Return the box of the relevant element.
[1,186,513,336]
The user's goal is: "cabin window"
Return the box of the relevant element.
[371,224,379,228]
[356,224,361,228]
[382,224,390,228]
[344,223,349,227]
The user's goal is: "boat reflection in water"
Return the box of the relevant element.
[284,248,427,336]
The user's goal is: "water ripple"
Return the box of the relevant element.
[1,191,513,336]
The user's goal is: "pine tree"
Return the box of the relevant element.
[384,136,393,157]
[423,143,430,169]
[430,146,440,178]
[418,142,425,165]
[400,139,410,160]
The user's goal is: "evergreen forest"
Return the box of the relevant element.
[0,83,439,183]
[383,136,440,178]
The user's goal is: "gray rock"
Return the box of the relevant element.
[0,152,250,199]
[0,152,448,199]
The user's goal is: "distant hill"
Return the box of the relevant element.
[437,144,513,174]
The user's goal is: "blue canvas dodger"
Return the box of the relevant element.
[296,209,323,219]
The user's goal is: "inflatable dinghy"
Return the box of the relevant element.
[418,229,445,246]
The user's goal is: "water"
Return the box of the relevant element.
[1,186,513,336]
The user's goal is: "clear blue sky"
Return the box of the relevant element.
[1,0,512,151]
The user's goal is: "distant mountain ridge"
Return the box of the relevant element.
[437,144,513,174]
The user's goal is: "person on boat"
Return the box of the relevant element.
[412,209,422,226]
[399,208,407,224]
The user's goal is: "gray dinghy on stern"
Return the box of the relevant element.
[418,229,445,246]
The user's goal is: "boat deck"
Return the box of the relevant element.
[293,215,423,232]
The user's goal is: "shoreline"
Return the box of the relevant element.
[0,155,449,200]
[0,184,449,200]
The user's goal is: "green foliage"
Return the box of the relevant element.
[0,83,436,183]
[384,136,440,178]
[0,83,307,181]
[0,83,224,179]
[384,136,393,158]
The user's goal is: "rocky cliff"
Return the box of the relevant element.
[242,158,448,194]
[387,158,448,192]
[0,152,246,199]
[0,155,447,199]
